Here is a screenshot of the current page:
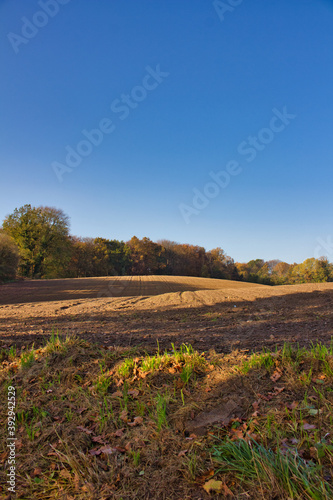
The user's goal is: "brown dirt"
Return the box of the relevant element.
[1,276,333,354]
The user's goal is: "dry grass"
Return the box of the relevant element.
[1,332,333,499]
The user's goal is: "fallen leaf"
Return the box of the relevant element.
[33,468,42,476]
[120,410,128,423]
[303,423,316,430]
[111,391,123,398]
[60,469,72,479]
[286,401,298,410]
[74,473,80,491]
[195,469,214,483]
[252,401,260,411]
[203,479,223,493]
[76,426,93,435]
[99,446,114,455]
[178,449,188,457]
[76,407,88,414]
[92,435,105,444]
[222,483,234,496]
[128,389,139,398]
[89,447,102,456]
[127,416,143,427]
[114,428,125,437]
[230,428,244,440]
[257,393,272,402]
[270,369,282,382]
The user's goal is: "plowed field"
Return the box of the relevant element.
[1,276,333,354]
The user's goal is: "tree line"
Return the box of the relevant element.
[0,204,332,285]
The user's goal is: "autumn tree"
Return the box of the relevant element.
[127,237,166,275]
[206,247,238,280]
[271,261,291,284]
[66,237,97,277]
[289,258,333,284]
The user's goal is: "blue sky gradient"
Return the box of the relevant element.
[1,0,332,263]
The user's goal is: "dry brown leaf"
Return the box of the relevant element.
[257,393,272,401]
[128,389,139,398]
[114,428,125,437]
[270,369,282,382]
[60,469,72,479]
[195,469,215,483]
[303,423,316,431]
[74,473,80,491]
[111,391,123,398]
[178,449,188,457]
[120,410,128,423]
[99,446,114,455]
[252,401,260,411]
[76,425,93,435]
[33,468,42,476]
[222,483,234,496]
[127,416,144,427]
[286,401,298,410]
[16,439,23,450]
[89,447,102,456]
[92,435,105,444]
[76,407,88,414]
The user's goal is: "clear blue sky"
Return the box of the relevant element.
[1,0,332,263]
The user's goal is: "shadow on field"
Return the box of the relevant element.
[0,277,265,305]
[1,289,333,354]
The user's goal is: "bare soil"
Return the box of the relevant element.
[1,276,333,354]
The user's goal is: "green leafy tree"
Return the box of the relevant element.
[2,205,70,278]
[0,232,20,282]
[94,238,131,275]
